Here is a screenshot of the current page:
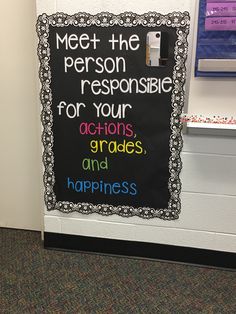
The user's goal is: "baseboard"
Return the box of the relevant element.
[44,232,236,270]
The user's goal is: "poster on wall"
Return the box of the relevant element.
[37,12,190,220]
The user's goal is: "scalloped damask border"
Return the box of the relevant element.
[36,11,190,220]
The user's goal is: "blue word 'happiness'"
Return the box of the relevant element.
[67,177,137,196]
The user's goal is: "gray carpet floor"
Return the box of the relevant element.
[0,228,236,313]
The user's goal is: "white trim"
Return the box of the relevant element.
[44,216,236,253]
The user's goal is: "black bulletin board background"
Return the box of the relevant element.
[49,25,176,209]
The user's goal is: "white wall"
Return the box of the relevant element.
[1,0,236,253]
[0,0,43,230]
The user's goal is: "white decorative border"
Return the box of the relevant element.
[36,12,190,220]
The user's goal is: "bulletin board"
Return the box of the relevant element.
[195,0,236,77]
[37,12,190,220]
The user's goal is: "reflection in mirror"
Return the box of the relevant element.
[146,32,169,67]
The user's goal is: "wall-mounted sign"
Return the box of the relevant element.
[37,12,189,220]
